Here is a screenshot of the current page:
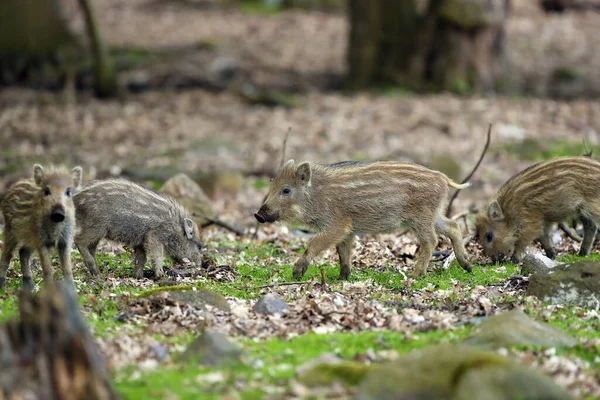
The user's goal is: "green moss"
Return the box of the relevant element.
[502,138,591,161]
[552,67,581,83]
[298,361,375,387]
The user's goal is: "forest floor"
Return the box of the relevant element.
[2,0,600,398]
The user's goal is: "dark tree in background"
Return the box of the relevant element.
[347,0,511,93]
[0,0,118,97]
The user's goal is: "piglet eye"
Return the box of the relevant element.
[43,187,51,196]
[65,188,72,197]
[485,232,494,243]
[281,187,292,195]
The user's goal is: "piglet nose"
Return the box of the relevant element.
[254,213,266,224]
[50,207,65,223]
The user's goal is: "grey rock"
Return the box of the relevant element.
[464,309,575,348]
[168,289,230,312]
[356,344,573,400]
[160,173,214,225]
[180,331,243,366]
[521,253,560,276]
[527,261,600,308]
[148,343,169,361]
[253,293,289,314]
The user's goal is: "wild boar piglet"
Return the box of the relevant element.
[255,160,472,279]
[73,179,202,279]
[0,164,82,289]
[476,156,600,262]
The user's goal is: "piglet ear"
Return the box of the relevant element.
[295,162,311,185]
[488,200,505,222]
[72,166,83,189]
[33,164,44,186]
[183,218,196,240]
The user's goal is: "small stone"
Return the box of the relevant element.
[148,343,169,361]
[253,293,289,314]
[180,331,243,366]
[522,253,560,276]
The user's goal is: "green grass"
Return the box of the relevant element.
[1,238,600,398]
[116,328,471,399]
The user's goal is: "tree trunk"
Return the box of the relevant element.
[78,0,119,98]
[347,0,510,93]
[0,0,79,87]
[0,283,119,399]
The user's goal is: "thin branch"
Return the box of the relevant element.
[320,268,327,285]
[279,127,292,170]
[192,212,245,236]
[446,124,493,217]
[258,280,312,289]
[558,222,583,243]
[583,138,593,157]
[254,128,292,240]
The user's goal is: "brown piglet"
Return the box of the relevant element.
[476,156,600,262]
[0,164,82,289]
[254,160,472,279]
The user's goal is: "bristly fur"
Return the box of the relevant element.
[73,179,202,279]
[0,164,82,289]
[476,156,600,261]
[255,160,472,279]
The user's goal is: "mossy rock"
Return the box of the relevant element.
[527,261,600,308]
[138,286,230,312]
[356,344,572,400]
[464,309,575,348]
[160,173,215,225]
[180,331,243,366]
[297,360,374,387]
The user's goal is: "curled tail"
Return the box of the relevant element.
[448,180,471,189]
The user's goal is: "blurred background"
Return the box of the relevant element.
[1,0,600,224]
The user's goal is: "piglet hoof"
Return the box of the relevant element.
[134,269,144,280]
[546,249,556,260]
[0,277,6,290]
[293,259,309,280]
[461,263,473,273]
[22,277,34,291]
[412,268,426,277]
[153,268,165,280]
[338,269,351,281]
[87,267,99,276]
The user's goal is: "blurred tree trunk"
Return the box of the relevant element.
[347,0,511,93]
[0,0,78,86]
[0,0,118,97]
[79,0,118,98]
[0,283,118,399]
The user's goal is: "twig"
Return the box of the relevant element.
[320,268,326,285]
[451,211,471,221]
[279,127,292,169]
[258,280,312,289]
[254,127,292,240]
[558,222,583,243]
[583,138,593,157]
[193,212,245,236]
[446,124,493,217]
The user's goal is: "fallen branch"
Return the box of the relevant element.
[194,212,245,236]
[446,124,493,217]
[258,280,313,289]
[558,222,583,243]
[320,267,327,285]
